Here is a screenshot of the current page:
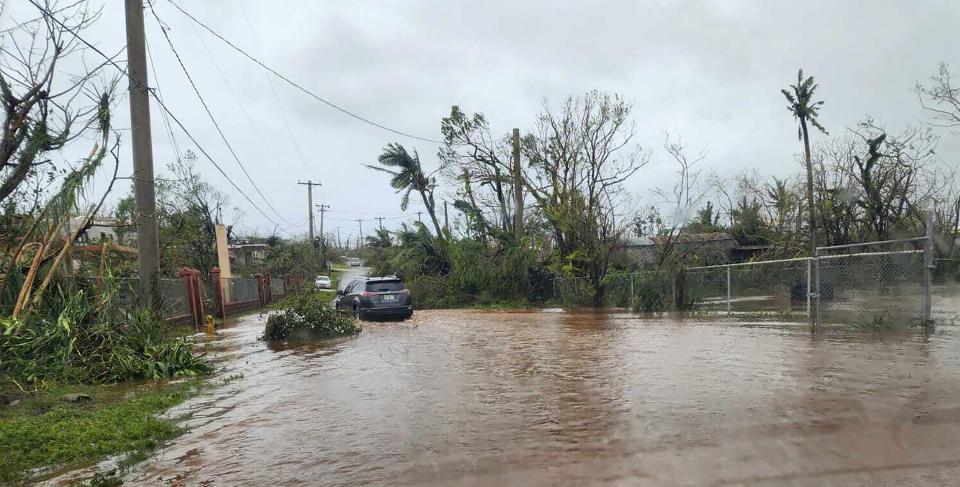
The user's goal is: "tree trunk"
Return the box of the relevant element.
[800,117,818,254]
[419,190,445,239]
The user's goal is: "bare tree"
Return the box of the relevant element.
[917,62,960,127]
[648,134,715,267]
[524,91,646,300]
[439,106,517,236]
[0,1,118,206]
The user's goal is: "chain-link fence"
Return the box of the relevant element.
[159,278,191,319]
[551,276,594,307]
[549,233,934,330]
[222,277,260,304]
[685,257,811,316]
[814,238,928,328]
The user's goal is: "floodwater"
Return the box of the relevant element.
[57,301,960,486]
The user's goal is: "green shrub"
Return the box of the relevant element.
[261,290,360,341]
[0,286,212,385]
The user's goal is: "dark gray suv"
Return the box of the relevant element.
[335,276,413,320]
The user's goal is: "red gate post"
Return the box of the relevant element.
[255,273,266,307]
[211,267,226,319]
[264,272,272,304]
[178,267,200,329]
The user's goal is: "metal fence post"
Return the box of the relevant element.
[726,265,731,315]
[806,258,811,317]
[813,248,821,333]
[924,210,934,326]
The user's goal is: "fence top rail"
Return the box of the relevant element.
[685,256,811,271]
[818,248,923,260]
[816,236,927,253]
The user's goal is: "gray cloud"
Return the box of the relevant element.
[4,0,959,240]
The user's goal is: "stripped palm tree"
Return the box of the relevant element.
[782,69,828,252]
[366,143,445,238]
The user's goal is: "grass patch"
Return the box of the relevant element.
[0,379,201,484]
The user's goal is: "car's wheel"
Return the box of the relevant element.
[353,305,364,321]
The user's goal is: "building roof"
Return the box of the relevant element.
[624,232,733,247]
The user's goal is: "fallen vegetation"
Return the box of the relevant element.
[262,287,360,341]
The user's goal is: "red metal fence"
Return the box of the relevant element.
[164,266,302,328]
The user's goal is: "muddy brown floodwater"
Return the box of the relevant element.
[76,306,960,485]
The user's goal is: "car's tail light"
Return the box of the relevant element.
[361,291,373,298]
[398,289,410,295]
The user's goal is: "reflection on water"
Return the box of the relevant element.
[74,308,960,485]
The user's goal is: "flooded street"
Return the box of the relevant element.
[116,308,960,486]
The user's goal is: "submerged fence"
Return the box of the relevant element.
[552,229,935,331]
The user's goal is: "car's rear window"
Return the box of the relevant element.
[365,281,404,292]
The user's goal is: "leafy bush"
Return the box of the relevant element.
[366,225,549,309]
[0,283,211,385]
[262,290,360,341]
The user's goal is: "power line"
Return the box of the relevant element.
[24,0,297,235]
[145,34,184,165]
[188,21,297,184]
[238,0,309,169]
[146,1,298,227]
[166,0,442,144]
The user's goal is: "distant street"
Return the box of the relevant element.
[336,264,371,290]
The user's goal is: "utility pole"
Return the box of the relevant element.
[336,226,341,250]
[316,204,330,268]
[297,180,321,266]
[356,219,364,250]
[374,217,385,232]
[125,0,160,305]
[512,128,523,235]
[416,211,422,223]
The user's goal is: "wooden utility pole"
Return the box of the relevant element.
[512,128,523,235]
[297,180,321,265]
[125,0,160,305]
[336,226,341,250]
[316,203,330,268]
[416,211,422,223]
[356,219,364,250]
[374,217,385,232]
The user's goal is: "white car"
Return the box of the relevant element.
[347,258,362,267]
[315,275,332,289]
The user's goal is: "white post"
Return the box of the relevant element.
[726,266,731,315]
[806,258,811,317]
[924,210,934,326]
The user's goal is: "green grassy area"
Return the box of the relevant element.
[0,380,202,484]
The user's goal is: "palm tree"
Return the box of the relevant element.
[366,143,445,238]
[782,69,828,253]
[364,228,393,249]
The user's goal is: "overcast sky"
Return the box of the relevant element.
[5,0,960,243]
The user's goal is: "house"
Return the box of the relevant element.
[229,242,269,267]
[68,217,135,245]
[622,232,737,267]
